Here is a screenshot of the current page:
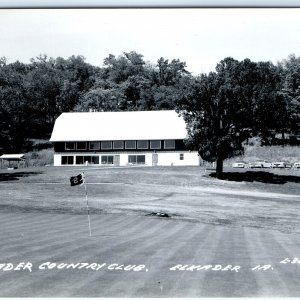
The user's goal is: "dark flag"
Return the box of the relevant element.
[69,172,91,236]
[70,173,84,186]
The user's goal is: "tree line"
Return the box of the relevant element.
[178,56,300,176]
[0,51,299,176]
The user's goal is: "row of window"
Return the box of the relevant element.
[65,140,176,151]
[61,154,185,165]
[61,155,146,165]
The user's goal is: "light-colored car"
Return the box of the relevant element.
[272,161,292,168]
[283,161,293,168]
[293,162,300,169]
[259,160,272,168]
[249,160,272,168]
[232,161,247,168]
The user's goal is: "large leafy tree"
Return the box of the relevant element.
[150,58,190,109]
[77,51,148,111]
[0,55,96,152]
[27,55,95,130]
[177,57,283,178]
[0,59,32,151]
[55,55,96,112]
[76,52,190,112]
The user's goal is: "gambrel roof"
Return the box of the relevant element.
[50,110,188,142]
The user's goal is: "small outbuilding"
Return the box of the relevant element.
[0,154,26,169]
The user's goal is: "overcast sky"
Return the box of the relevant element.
[0,8,300,74]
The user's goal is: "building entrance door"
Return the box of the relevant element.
[152,154,158,166]
[114,155,120,166]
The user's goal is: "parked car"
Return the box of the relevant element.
[232,161,247,168]
[283,161,293,168]
[248,160,272,168]
[293,162,300,169]
[248,161,262,168]
[272,161,292,168]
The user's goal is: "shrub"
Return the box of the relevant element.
[24,149,54,167]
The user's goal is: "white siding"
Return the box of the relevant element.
[155,152,200,166]
[119,154,128,166]
[145,154,153,166]
[53,152,200,167]
[54,154,63,166]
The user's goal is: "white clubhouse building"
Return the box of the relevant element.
[50,110,201,167]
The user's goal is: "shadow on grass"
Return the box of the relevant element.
[0,203,105,215]
[0,171,43,181]
[210,171,300,184]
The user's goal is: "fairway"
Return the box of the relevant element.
[0,166,300,297]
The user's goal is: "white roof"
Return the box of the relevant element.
[0,154,25,160]
[50,110,188,142]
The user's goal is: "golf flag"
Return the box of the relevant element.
[70,173,84,186]
[69,172,92,236]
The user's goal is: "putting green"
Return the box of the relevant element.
[0,211,299,297]
[0,166,299,296]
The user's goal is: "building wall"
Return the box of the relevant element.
[54,154,62,166]
[53,151,201,167]
[155,152,200,166]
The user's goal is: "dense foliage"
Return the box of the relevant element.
[0,52,190,152]
[0,55,96,152]
[0,52,299,172]
[177,56,299,176]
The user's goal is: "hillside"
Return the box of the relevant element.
[225,140,299,165]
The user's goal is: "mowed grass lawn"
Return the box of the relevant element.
[0,165,300,297]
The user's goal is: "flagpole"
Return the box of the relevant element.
[83,172,92,237]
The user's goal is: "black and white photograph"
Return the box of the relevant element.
[0,3,299,298]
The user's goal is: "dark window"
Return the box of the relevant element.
[76,142,87,150]
[128,155,136,164]
[137,140,148,149]
[61,156,67,165]
[113,141,124,150]
[76,156,84,164]
[128,155,145,165]
[137,155,146,164]
[89,142,100,150]
[164,140,175,149]
[84,156,92,163]
[101,141,112,150]
[180,153,184,160]
[61,156,74,165]
[101,155,114,164]
[125,140,136,149]
[91,156,99,164]
[76,156,99,164]
[150,140,161,149]
[65,142,75,150]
